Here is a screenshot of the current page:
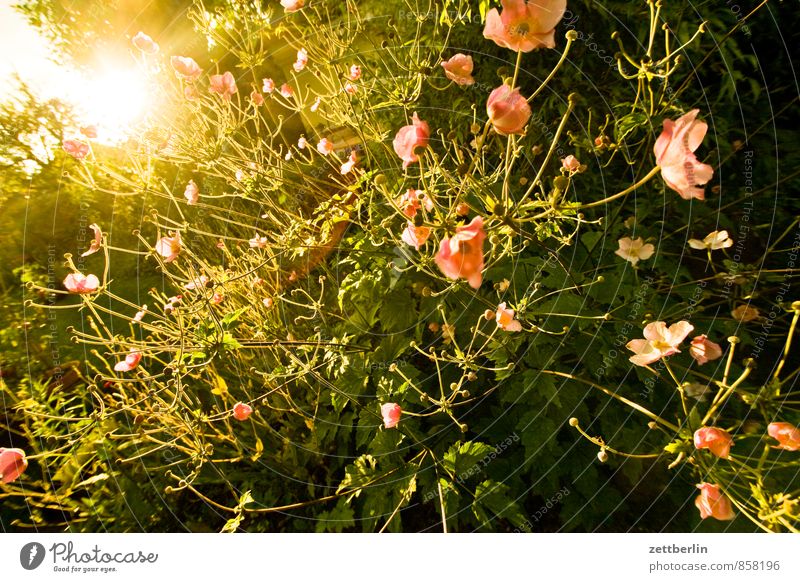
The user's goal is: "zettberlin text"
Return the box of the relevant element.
[649,544,708,554]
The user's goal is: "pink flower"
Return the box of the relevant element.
[689,335,723,365]
[81,223,102,257]
[262,78,275,93]
[401,223,431,250]
[435,216,486,289]
[170,56,202,80]
[293,48,308,72]
[280,83,294,98]
[297,137,308,149]
[654,109,714,200]
[397,188,433,218]
[80,125,98,139]
[483,0,567,52]
[344,82,357,95]
[211,292,224,305]
[114,350,142,372]
[280,0,305,12]
[63,139,90,159]
[310,96,321,111]
[767,422,800,451]
[250,234,268,248]
[155,232,182,262]
[133,304,148,322]
[561,155,580,172]
[0,448,28,483]
[232,402,253,421]
[393,112,430,169]
[340,151,358,174]
[441,53,475,86]
[317,138,334,155]
[184,275,209,290]
[349,64,362,81]
[694,427,733,459]
[487,84,531,135]
[251,90,265,106]
[63,272,99,294]
[615,237,655,266]
[381,403,402,429]
[496,302,522,332]
[694,483,735,521]
[626,320,694,366]
[263,297,274,308]
[209,72,238,100]
[184,85,199,101]
[132,31,159,54]
[184,180,199,205]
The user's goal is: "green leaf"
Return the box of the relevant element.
[664,439,692,455]
[338,269,385,329]
[73,473,109,489]
[251,437,264,461]
[210,372,228,396]
[369,427,404,456]
[220,307,249,328]
[442,441,494,480]
[478,0,491,22]
[220,490,253,533]
[472,480,527,529]
[687,406,702,433]
[314,498,355,533]
[378,288,416,331]
[614,109,649,145]
[337,454,378,499]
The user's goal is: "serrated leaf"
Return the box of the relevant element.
[337,454,378,499]
[315,498,355,533]
[220,490,253,533]
[472,480,527,529]
[442,441,494,480]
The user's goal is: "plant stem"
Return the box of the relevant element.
[574,166,661,209]
[540,369,680,432]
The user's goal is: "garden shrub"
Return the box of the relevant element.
[2,0,799,533]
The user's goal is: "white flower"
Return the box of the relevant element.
[249,234,267,249]
[615,237,655,266]
[688,230,733,251]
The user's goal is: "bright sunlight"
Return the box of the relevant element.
[62,65,151,142]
